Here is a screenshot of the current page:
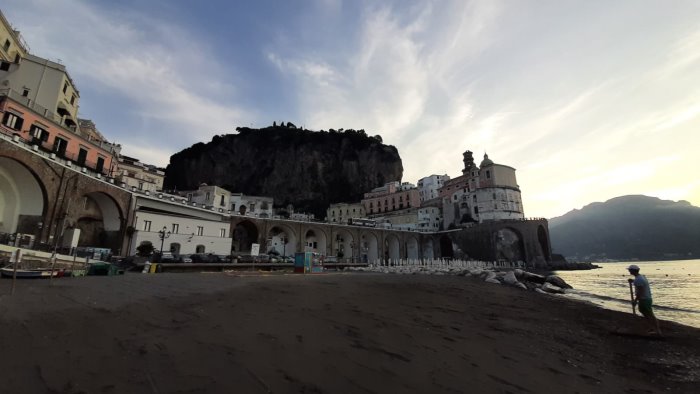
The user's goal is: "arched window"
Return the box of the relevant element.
[196,245,206,253]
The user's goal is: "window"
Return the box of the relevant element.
[473,195,477,202]
[53,136,68,156]
[187,193,193,202]
[220,195,225,206]
[63,82,68,94]
[220,228,226,238]
[197,226,204,236]
[2,112,23,130]
[250,203,255,212]
[2,39,9,51]
[96,157,105,173]
[70,95,76,105]
[138,182,144,190]
[30,125,48,142]
[22,89,29,97]
[77,148,88,166]
[205,192,210,201]
[0,61,10,71]
[486,170,491,179]
[172,223,179,234]
[492,193,496,200]
[143,220,152,231]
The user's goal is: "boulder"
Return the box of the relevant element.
[503,271,518,285]
[514,282,528,290]
[485,278,501,284]
[521,271,546,284]
[546,275,573,289]
[535,288,547,294]
[484,271,497,282]
[542,282,565,294]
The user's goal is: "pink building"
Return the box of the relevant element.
[362,181,420,216]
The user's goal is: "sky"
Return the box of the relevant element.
[3,0,700,219]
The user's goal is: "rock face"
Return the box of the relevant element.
[163,125,403,218]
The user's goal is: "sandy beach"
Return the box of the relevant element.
[0,272,698,393]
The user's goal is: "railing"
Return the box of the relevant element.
[366,258,526,270]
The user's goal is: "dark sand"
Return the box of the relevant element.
[0,272,698,393]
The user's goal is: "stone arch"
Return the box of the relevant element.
[385,233,401,261]
[422,237,434,259]
[333,228,355,262]
[494,227,525,262]
[0,156,47,239]
[304,227,327,255]
[267,224,297,257]
[439,235,454,258]
[232,220,259,253]
[75,191,123,250]
[537,225,551,261]
[406,236,419,259]
[361,231,378,263]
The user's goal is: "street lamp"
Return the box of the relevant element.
[158,226,171,254]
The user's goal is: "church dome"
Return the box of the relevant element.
[480,153,494,167]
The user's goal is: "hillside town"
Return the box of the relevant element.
[0,10,547,266]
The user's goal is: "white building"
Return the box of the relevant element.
[230,193,273,218]
[130,194,232,256]
[417,174,450,202]
[417,207,442,231]
[326,202,366,223]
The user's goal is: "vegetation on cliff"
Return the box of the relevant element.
[549,195,700,261]
[163,123,403,218]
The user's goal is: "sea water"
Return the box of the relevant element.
[555,260,700,328]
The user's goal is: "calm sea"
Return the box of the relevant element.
[555,260,700,329]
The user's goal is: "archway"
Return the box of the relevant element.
[385,233,400,261]
[304,228,327,255]
[406,236,419,259]
[538,225,551,262]
[495,228,525,262]
[0,157,46,246]
[439,235,454,259]
[232,220,259,254]
[422,238,434,259]
[333,228,355,262]
[361,232,378,263]
[170,242,181,255]
[75,192,123,251]
[267,225,297,257]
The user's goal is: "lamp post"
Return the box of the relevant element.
[158,226,171,254]
[350,241,355,264]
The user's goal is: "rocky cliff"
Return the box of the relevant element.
[163,125,403,218]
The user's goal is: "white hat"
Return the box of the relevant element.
[627,264,640,271]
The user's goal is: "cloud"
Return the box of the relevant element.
[5,0,255,166]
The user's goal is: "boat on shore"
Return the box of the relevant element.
[0,266,62,278]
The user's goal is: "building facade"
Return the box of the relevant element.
[362,181,420,216]
[417,174,449,202]
[0,10,28,64]
[115,155,164,193]
[326,202,366,223]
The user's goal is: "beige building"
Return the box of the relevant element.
[0,53,81,129]
[326,202,366,223]
[115,155,165,193]
[0,10,28,64]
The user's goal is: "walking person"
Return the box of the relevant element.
[627,264,663,336]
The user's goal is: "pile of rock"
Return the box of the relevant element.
[347,265,573,294]
[465,268,573,294]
